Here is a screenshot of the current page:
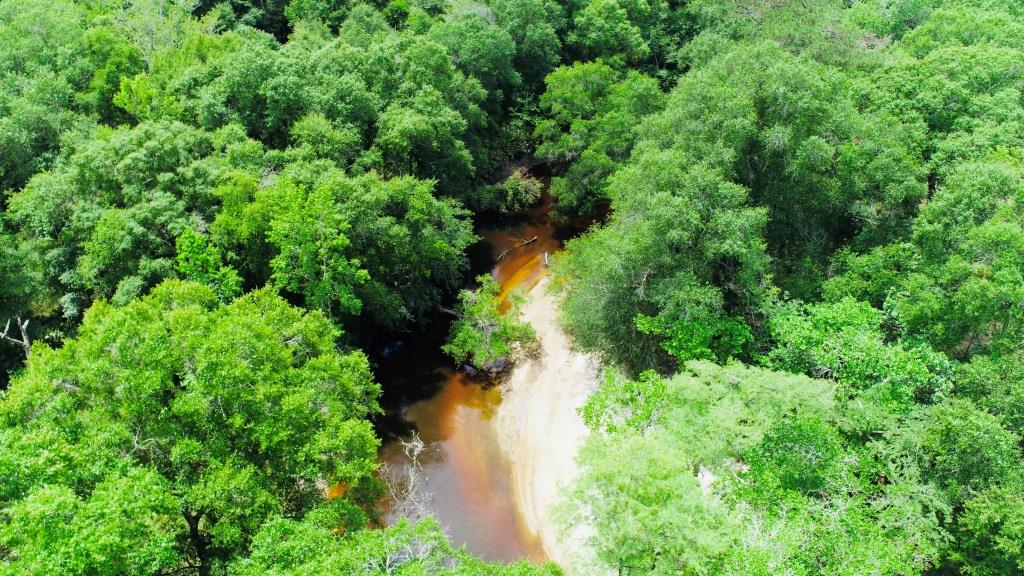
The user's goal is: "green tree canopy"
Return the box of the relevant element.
[0,280,381,575]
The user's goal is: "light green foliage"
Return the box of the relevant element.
[557,7,1024,573]
[579,369,668,434]
[472,167,544,214]
[443,275,537,369]
[6,1,1024,574]
[900,399,1020,505]
[288,113,361,166]
[765,298,953,416]
[866,161,1024,357]
[911,162,1022,261]
[900,6,1024,57]
[822,243,920,308]
[744,415,844,496]
[636,312,751,365]
[265,179,368,319]
[0,469,181,576]
[232,517,561,575]
[0,280,382,574]
[0,0,89,191]
[571,362,838,573]
[371,84,478,192]
[119,12,491,193]
[79,26,145,126]
[952,484,1024,576]
[574,361,956,575]
[0,278,382,569]
[955,352,1024,436]
[175,228,243,302]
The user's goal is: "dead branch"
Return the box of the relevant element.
[1,317,30,358]
[496,236,538,261]
[381,432,431,522]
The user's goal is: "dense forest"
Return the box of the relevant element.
[2,0,1024,575]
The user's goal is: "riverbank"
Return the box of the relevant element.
[496,277,601,573]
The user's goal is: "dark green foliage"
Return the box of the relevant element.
[487,0,564,89]
[535,60,665,218]
[7,121,257,317]
[554,153,769,372]
[211,165,476,331]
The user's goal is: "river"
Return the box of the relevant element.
[373,182,564,563]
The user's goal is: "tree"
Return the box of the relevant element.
[953,483,1024,576]
[568,0,651,66]
[488,0,564,89]
[0,0,90,191]
[175,228,243,302]
[428,10,521,110]
[765,298,953,417]
[890,399,1021,506]
[640,41,926,296]
[6,121,262,317]
[569,362,838,573]
[0,470,181,576]
[212,166,476,333]
[442,275,536,372]
[471,167,544,214]
[535,61,665,218]
[554,152,769,372]
[0,280,382,574]
[264,179,368,320]
[955,352,1024,437]
[232,516,561,575]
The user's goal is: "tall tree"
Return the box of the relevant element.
[0,281,381,575]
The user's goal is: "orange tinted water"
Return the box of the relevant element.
[377,191,559,563]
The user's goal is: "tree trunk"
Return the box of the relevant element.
[183,509,211,576]
[497,236,538,261]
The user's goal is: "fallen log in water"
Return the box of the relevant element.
[497,236,538,261]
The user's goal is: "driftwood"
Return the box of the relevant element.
[438,306,460,317]
[1,317,30,358]
[496,236,538,261]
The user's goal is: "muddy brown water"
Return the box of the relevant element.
[374,187,564,563]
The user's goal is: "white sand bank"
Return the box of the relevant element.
[496,277,601,574]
